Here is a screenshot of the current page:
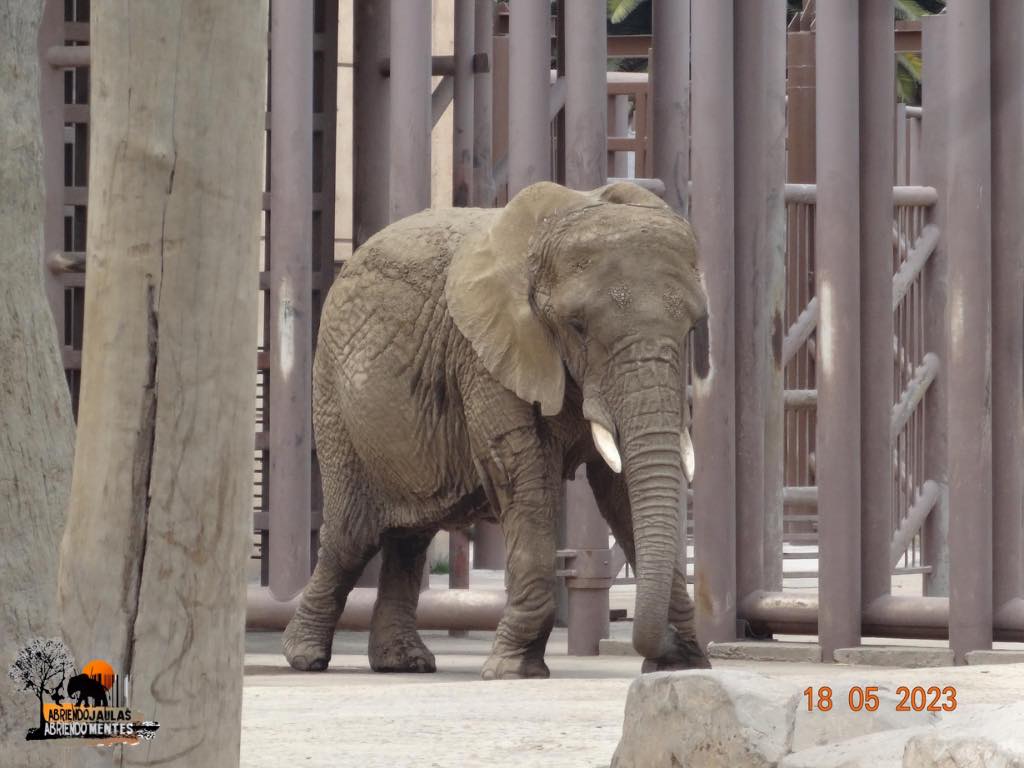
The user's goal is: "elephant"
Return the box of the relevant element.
[282,180,711,679]
[68,673,107,707]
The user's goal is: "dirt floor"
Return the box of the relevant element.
[241,576,1024,768]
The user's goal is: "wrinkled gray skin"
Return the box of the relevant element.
[283,181,711,679]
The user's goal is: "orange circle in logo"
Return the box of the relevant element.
[82,659,115,691]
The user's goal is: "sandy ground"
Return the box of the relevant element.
[241,575,1024,768]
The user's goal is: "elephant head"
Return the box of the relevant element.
[446,181,708,660]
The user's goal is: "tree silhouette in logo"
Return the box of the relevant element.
[7,637,76,739]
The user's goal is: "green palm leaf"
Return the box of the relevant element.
[607,0,646,24]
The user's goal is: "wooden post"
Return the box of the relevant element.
[57,4,267,764]
[1,4,75,764]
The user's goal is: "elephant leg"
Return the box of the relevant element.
[283,418,381,672]
[586,460,710,671]
[368,529,436,673]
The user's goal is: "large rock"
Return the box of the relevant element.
[781,727,934,768]
[903,702,1024,767]
[792,682,939,751]
[610,671,802,768]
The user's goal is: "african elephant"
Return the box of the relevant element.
[283,181,710,679]
[68,673,107,707]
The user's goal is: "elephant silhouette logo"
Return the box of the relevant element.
[6,637,160,745]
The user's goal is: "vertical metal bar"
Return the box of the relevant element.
[734,0,770,602]
[652,0,690,214]
[353,0,390,246]
[762,0,787,593]
[453,0,475,206]
[991,0,1024,610]
[472,0,494,206]
[895,103,908,185]
[448,528,471,636]
[610,94,630,177]
[564,0,606,190]
[565,467,610,655]
[947,0,993,662]
[508,0,550,195]
[860,0,894,609]
[389,0,431,220]
[691,0,736,645]
[473,522,506,569]
[921,15,950,597]
[491,33,510,204]
[815,0,861,657]
[269,0,314,601]
[786,30,816,183]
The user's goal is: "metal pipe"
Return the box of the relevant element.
[651,0,690,215]
[45,44,89,68]
[453,0,475,205]
[782,297,819,367]
[609,95,630,178]
[268,0,313,601]
[246,585,505,632]
[891,353,939,444]
[472,0,495,206]
[859,0,895,610]
[890,480,941,569]
[564,0,607,190]
[891,224,940,310]
[815,0,862,657]
[353,1,390,246]
[564,467,610,656]
[783,183,938,207]
[608,177,665,196]
[991,0,1024,612]
[388,0,431,221]
[946,0,994,663]
[508,0,551,195]
[691,0,736,646]
[920,15,950,598]
[472,522,506,569]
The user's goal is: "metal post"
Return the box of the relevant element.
[652,0,690,214]
[269,0,313,601]
[564,0,607,190]
[564,467,610,655]
[762,0,787,593]
[508,0,550,195]
[946,0,994,663]
[691,0,736,646]
[473,522,506,569]
[609,95,630,178]
[454,0,475,206]
[449,528,471,636]
[815,0,861,657]
[735,0,785,605]
[990,0,1023,611]
[389,0,431,221]
[354,0,390,246]
[921,15,950,598]
[859,0,895,609]
[472,0,494,206]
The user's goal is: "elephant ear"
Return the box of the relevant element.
[587,180,670,209]
[446,181,590,416]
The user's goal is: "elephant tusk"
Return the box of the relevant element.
[590,421,622,474]
[681,428,695,483]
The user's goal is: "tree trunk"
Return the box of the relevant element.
[57,3,267,766]
[0,4,76,765]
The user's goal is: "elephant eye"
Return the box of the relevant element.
[567,317,585,335]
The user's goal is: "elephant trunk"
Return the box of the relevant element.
[609,342,684,661]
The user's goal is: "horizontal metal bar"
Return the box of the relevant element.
[608,137,643,152]
[607,35,651,58]
[890,480,942,568]
[379,54,456,78]
[47,251,86,273]
[904,105,923,118]
[782,297,819,366]
[892,224,940,309]
[784,183,939,207]
[65,104,89,123]
[46,44,90,68]
[784,389,817,409]
[64,187,87,206]
[784,486,818,506]
[246,585,505,631]
[891,352,940,443]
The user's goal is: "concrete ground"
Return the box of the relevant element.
[241,572,1024,768]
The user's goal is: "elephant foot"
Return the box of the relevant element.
[481,652,550,680]
[369,631,436,673]
[641,632,711,673]
[282,615,335,672]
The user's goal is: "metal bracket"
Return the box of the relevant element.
[556,548,615,589]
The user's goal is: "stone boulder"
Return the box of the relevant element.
[903,702,1024,767]
[781,727,934,768]
[610,671,802,768]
